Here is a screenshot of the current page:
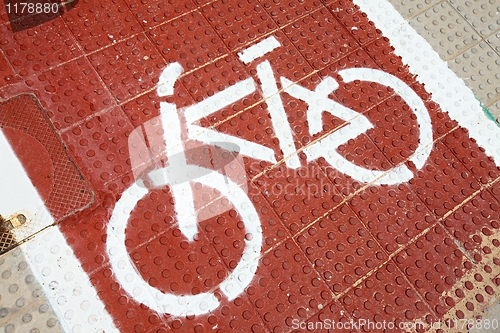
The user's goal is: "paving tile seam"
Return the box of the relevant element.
[446,0,500,40]
[0,296,48,327]
[155,0,326,80]
[245,124,464,261]
[3,1,500,331]
[0,48,19,82]
[445,37,496,66]
[173,39,398,176]
[6,224,55,257]
[0,1,217,112]
[39,3,403,143]
[58,104,123,134]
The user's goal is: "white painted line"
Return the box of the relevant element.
[0,130,118,333]
[159,101,197,241]
[157,62,183,97]
[356,0,500,165]
[184,78,256,125]
[237,36,281,64]
[257,60,301,169]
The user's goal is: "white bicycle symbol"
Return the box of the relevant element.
[106,36,433,316]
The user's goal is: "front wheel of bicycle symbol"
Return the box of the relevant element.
[106,167,262,316]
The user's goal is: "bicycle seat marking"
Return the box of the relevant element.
[106,36,433,316]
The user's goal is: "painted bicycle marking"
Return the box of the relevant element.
[107,35,433,316]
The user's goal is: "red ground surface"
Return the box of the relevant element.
[1,0,500,332]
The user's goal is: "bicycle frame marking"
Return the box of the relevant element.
[108,35,434,317]
[183,37,433,184]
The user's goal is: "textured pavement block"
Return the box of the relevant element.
[295,204,386,295]
[443,127,500,184]
[124,0,196,29]
[0,17,82,77]
[448,0,500,38]
[198,0,278,52]
[28,57,115,131]
[342,261,437,333]
[0,248,63,333]
[442,190,500,257]
[2,0,500,331]
[349,183,437,254]
[260,0,323,27]
[283,6,358,70]
[88,34,165,103]
[448,41,500,106]
[406,140,481,218]
[246,240,332,332]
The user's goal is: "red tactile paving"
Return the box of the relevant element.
[295,204,386,295]
[364,37,417,85]
[198,0,278,52]
[245,32,314,83]
[180,54,248,103]
[124,0,196,29]
[406,140,481,218]
[247,240,332,333]
[364,95,420,167]
[2,0,500,332]
[254,162,341,235]
[27,57,115,131]
[62,0,142,52]
[260,0,323,27]
[327,0,382,46]
[342,262,437,333]
[122,81,195,127]
[442,190,500,257]
[318,49,390,113]
[442,127,500,184]
[0,49,20,86]
[283,7,358,70]
[60,106,134,190]
[147,10,229,72]
[88,33,165,103]
[348,184,437,254]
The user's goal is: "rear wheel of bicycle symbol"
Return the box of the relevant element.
[106,37,433,316]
